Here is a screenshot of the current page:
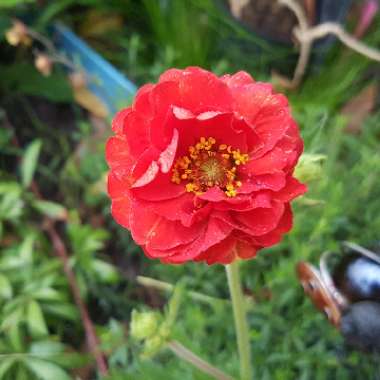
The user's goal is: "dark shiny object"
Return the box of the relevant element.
[297,242,380,354]
[333,253,380,303]
[341,302,380,353]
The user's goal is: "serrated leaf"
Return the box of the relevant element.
[0,274,13,299]
[21,140,42,188]
[25,358,71,380]
[32,200,67,220]
[27,300,48,337]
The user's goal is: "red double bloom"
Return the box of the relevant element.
[106,67,307,264]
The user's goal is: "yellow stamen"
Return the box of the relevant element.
[171,136,249,197]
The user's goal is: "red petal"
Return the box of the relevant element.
[195,235,237,265]
[273,176,307,202]
[157,129,178,173]
[123,111,151,158]
[105,136,134,170]
[221,71,255,87]
[112,108,131,134]
[243,147,288,175]
[111,197,131,229]
[236,239,257,260]
[232,202,285,236]
[165,217,233,263]
[132,160,160,188]
[145,218,205,251]
[133,83,154,119]
[131,172,185,201]
[238,173,286,193]
[107,170,131,198]
[158,67,233,114]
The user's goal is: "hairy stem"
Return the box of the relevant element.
[226,261,252,380]
[168,340,235,380]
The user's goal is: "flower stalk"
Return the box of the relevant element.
[167,340,234,380]
[226,261,252,380]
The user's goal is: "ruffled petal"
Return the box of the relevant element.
[273,176,307,202]
[131,172,185,201]
[157,67,233,114]
[112,108,132,134]
[221,71,255,87]
[111,197,131,229]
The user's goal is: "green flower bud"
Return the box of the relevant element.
[130,310,159,340]
[294,154,326,183]
[141,335,165,359]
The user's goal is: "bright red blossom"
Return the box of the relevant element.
[106,67,307,265]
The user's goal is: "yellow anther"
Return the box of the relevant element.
[172,136,249,198]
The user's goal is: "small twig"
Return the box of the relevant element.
[5,121,108,377]
[295,22,380,62]
[275,0,312,89]
[44,221,109,376]
[276,0,380,89]
[26,27,56,54]
[167,340,235,380]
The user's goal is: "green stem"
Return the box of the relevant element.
[226,261,253,380]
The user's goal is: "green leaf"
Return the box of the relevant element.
[19,234,35,262]
[32,200,67,220]
[0,0,35,8]
[21,139,42,188]
[27,300,48,337]
[32,288,64,302]
[93,259,119,283]
[0,63,72,102]
[30,341,65,355]
[0,358,16,378]
[42,303,79,321]
[0,274,12,299]
[25,358,71,380]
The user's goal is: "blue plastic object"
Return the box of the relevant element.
[52,23,137,115]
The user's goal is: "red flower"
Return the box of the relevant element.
[106,67,307,265]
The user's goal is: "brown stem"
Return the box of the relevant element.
[44,220,108,376]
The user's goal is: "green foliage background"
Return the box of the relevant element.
[1,0,380,379]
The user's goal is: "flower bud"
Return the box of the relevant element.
[35,54,52,77]
[294,153,326,183]
[130,310,159,340]
[141,335,164,358]
[5,20,30,46]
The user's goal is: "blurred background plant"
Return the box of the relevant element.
[1,0,380,379]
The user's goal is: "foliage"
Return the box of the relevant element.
[1,0,380,379]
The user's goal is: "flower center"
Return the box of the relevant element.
[171,137,249,197]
